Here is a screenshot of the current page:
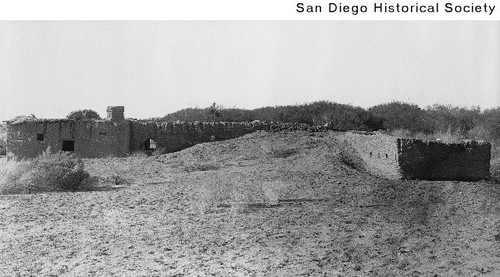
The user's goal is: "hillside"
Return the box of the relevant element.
[2,131,500,276]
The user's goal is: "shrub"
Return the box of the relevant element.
[163,104,255,123]
[161,101,379,131]
[0,150,91,194]
[66,109,101,120]
[426,104,481,137]
[370,101,433,133]
[0,159,32,194]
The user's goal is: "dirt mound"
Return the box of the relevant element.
[2,131,500,276]
[158,131,500,275]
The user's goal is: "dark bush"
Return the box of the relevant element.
[67,109,101,120]
[370,101,433,133]
[307,101,381,130]
[163,101,380,131]
[425,104,481,137]
[160,101,500,147]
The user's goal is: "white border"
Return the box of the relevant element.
[0,0,498,20]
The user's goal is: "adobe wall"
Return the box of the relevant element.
[129,121,254,153]
[129,121,322,153]
[6,120,130,158]
[398,139,491,181]
[336,132,491,181]
[337,132,402,179]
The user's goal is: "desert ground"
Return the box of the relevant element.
[2,131,500,276]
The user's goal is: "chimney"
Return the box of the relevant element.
[107,106,125,121]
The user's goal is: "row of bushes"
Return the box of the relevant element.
[163,101,379,130]
[162,101,500,142]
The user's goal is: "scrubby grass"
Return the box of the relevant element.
[491,157,500,181]
[267,148,298,159]
[489,145,500,182]
[259,140,299,159]
[82,158,135,186]
[194,175,287,214]
[183,161,221,172]
[0,150,92,194]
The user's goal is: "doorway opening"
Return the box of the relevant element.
[144,138,157,151]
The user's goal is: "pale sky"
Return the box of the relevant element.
[1,21,499,121]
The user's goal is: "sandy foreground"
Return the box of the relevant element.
[2,131,500,276]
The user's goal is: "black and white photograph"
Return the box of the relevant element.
[1,18,500,276]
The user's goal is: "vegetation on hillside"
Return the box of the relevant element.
[163,100,500,141]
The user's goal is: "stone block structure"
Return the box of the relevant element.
[6,118,130,158]
[337,132,491,181]
[4,107,316,158]
[128,120,323,153]
[5,106,491,181]
[338,132,402,179]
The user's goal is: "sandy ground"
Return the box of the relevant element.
[2,131,500,276]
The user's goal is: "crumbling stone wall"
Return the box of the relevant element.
[339,132,491,181]
[337,132,402,179]
[6,107,325,159]
[398,139,491,181]
[129,121,323,153]
[129,121,254,153]
[6,119,130,158]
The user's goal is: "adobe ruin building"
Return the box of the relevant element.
[5,106,491,181]
[5,106,267,158]
[337,132,491,181]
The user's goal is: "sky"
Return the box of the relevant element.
[1,21,499,121]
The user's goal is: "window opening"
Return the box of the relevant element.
[62,140,75,151]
